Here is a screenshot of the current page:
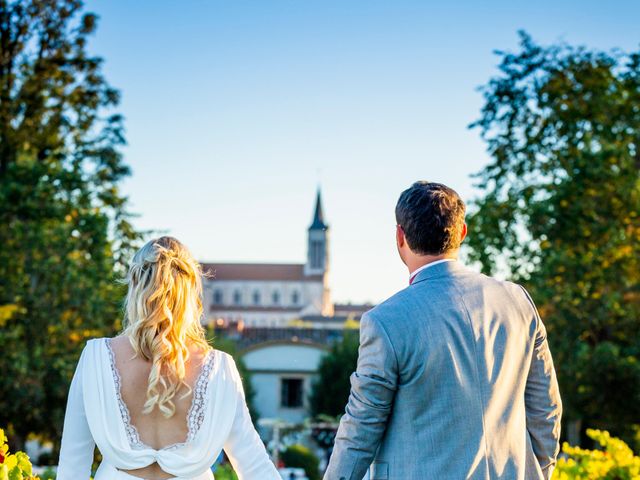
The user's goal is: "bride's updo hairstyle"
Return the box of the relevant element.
[122,236,209,418]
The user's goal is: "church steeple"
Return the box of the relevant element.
[309,188,328,230]
[305,187,329,276]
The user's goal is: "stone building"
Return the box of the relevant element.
[201,189,333,327]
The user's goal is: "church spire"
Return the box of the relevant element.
[305,187,330,278]
[309,188,328,230]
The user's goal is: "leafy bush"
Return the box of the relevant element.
[37,469,56,480]
[553,429,640,479]
[281,444,320,480]
[0,428,39,479]
[213,463,238,480]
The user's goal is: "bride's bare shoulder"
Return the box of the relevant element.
[108,334,128,349]
[106,335,136,360]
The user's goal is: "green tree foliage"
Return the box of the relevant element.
[0,0,139,449]
[466,32,640,442]
[309,332,359,418]
[281,444,320,480]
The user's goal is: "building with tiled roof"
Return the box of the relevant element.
[201,189,333,327]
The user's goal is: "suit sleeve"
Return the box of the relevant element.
[223,355,281,480]
[57,344,95,480]
[324,312,398,480]
[520,286,563,480]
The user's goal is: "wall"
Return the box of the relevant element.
[203,279,326,326]
[243,343,327,424]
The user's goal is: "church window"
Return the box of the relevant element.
[253,290,261,305]
[213,289,223,305]
[272,290,280,305]
[292,291,300,305]
[281,378,304,408]
[233,290,242,305]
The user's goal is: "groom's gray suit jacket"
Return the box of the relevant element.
[324,261,562,480]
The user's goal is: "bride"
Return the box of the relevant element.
[57,236,281,480]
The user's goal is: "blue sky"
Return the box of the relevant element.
[86,0,640,304]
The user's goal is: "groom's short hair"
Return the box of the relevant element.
[395,181,466,255]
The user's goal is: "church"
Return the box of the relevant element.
[200,190,372,425]
[201,189,334,328]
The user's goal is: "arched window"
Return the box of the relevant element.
[213,289,223,305]
[233,290,242,305]
[272,290,280,305]
[253,290,261,305]
[291,291,300,305]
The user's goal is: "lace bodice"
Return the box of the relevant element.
[105,338,215,451]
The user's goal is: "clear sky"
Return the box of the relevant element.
[86,0,639,304]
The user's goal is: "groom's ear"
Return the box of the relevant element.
[460,223,468,243]
[396,224,406,248]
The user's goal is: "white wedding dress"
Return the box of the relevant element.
[57,338,281,480]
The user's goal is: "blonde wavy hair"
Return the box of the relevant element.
[122,236,209,418]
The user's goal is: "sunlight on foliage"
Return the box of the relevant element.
[0,305,22,328]
[553,429,640,479]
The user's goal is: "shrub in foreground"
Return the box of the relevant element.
[553,429,640,479]
[0,428,39,479]
[281,444,320,480]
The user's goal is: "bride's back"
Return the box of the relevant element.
[111,336,209,447]
[110,336,211,479]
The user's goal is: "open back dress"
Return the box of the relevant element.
[57,338,280,480]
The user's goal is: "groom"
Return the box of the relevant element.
[324,182,562,480]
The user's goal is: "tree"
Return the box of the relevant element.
[0,0,139,450]
[309,332,359,418]
[466,32,640,444]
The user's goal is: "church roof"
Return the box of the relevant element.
[202,263,323,282]
[309,189,328,230]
